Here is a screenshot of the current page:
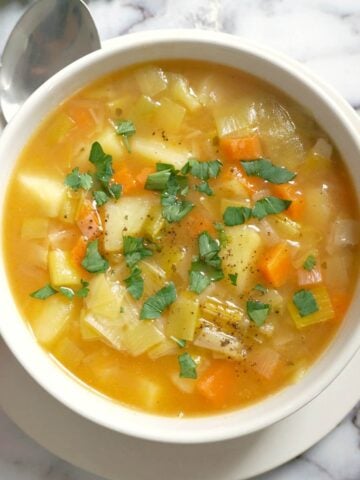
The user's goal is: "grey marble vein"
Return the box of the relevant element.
[0,1,360,479]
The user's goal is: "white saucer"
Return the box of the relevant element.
[1,340,359,480]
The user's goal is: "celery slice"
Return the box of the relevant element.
[288,284,335,328]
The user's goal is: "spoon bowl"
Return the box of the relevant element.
[0,0,100,122]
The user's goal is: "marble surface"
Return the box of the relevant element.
[0,0,359,479]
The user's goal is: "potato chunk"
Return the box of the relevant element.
[18,174,65,217]
[220,225,263,293]
[85,274,125,319]
[32,296,73,346]
[103,197,153,252]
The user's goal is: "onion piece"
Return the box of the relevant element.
[194,322,246,360]
[297,265,322,286]
[248,347,280,380]
[324,254,351,289]
[327,219,359,253]
[312,138,333,160]
[259,219,280,246]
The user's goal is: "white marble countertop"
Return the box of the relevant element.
[0,1,359,479]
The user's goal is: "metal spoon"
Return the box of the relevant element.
[0,0,101,123]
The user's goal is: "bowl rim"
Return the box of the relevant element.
[1,29,360,444]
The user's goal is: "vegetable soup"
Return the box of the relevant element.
[3,61,359,416]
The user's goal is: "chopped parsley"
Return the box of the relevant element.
[252,196,292,220]
[189,232,224,294]
[303,255,316,271]
[89,142,113,184]
[196,181,214,196]
[140,282,177,320]
[247,300,270,326]
[145,169,173,191]
[93,190,109,206]
[64,167,93,191]
[145,165,194,223]
[253,284,267,294]
[30,284,57,300]
[189,269,211,294]
[161,193,193,223]
[181,158,222,180]
[178,352,197,379]
[81,239,109,273]
[59,286,75,299]
[229,273,238,286]
[123,236,153,268]
[77,280,90,298]
[241,159,296,184]
[30,280,90,300]
[124,266,144,300]
[115,119,136,153]
[293,289,319,317]
[214,222,228,247]
[223,206,252,226]
[171,337,187,348]
[89,142,122,202]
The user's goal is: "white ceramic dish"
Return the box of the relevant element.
[0,30,359,444]
[1,340,359,480]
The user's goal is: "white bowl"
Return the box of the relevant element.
[0,30,359,444]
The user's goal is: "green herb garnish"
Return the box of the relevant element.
[145,169,173,191]
[161,192,194,223]
[181,158,222,180]
[241,159,296,184]
[171,337,187,348]
[196,181,214,196]
[140,282,177,320]
[223,206,252,226]
[81,239,109,273]
[253,284,267,294]
[59,286,75,299]
[189,269,211,294]
[115,120,136,153]
[156,162,176,172]
[89,142,113,184]
[198,231,222,268]
[214,222,228,247]
[252,196,292,220]
[247,300,270,326]
[77,280,90,298]
[30,284,57,300]
[123,236,153,268]
[178,352,197,379]
[107,183,122,199]
[93,190,109,206]
[124,266,144,300]
[293,289,319,317]
[189,232,224,294]
[88,141,121,201]
[229,273,238,286]
[303,255,316,271]
[64,167,93,191]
